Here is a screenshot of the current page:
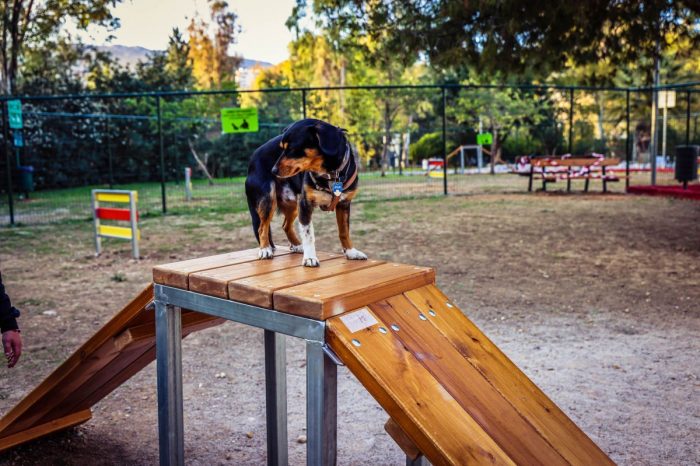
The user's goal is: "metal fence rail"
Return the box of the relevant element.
[2,83,699,226]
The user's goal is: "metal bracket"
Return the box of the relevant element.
[322,344,344,366]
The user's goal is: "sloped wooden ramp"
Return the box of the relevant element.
[327,285,614,465]
[0,285,222,452]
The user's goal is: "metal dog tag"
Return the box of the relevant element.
[332,181,343,196]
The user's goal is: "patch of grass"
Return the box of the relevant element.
[111,272,127,282]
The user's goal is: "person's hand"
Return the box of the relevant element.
[2,330,22,368]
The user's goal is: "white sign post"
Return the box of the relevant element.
[658,90,676,161]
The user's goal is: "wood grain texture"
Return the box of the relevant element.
[228,258,386,308]
[273,263,435,320]
[404,285,614,466]
[153,249,291,289]
[327,308,514,466]
[371,296,567,465]
[0,285,153,438]
[189,252,341,298]
[0,409,92,453]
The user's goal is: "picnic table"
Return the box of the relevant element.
[521,156,624,193]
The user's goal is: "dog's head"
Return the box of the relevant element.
[272,119,347,178]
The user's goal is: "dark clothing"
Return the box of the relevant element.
[0,273,20,332]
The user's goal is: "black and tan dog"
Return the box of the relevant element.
[245,118,366,267]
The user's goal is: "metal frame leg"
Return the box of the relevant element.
[407,455,429,466]
[156,301,184,466]
[306,341,337,466]
[265,330,288,466]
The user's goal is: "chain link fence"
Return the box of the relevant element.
[1,84,697,226]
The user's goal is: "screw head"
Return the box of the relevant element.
[390,324,400,331]
[351,339,361,347]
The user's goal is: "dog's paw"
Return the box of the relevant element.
[302,256,320,267]
[290,244,304,254]
[258,246,274,260]
[344,248,367,260]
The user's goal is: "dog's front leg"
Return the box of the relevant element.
[298,196,319,267]
[336,202,367,260]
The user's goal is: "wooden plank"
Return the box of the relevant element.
[326,308,514,466]
[95,192,132,203]
[153,249,291,289]
[0,285,153,437]
[371,295,567,465]
[384,418,422,461]
[113,310,224,351]
[273,263,434,320]
[404,285,614,465]
[228,257,385,308]
[189,252,341,298]
[98,224,137,240]
[0,409,92,453]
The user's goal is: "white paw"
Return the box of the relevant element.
[258,246,274,260]
[290,244,304,253]
[303,256,320,267]
[344,248,367,260]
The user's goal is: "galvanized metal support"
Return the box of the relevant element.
[406,455,428,466]
[2,101,14,226]
[625,90,631,190]
[155,300,184,466]
[441,86,447,195]
[129,192,140,259]
[264,330,288,466]
[568,88,575,154]
[156,95,167,213]
[302,89,307,119]
[306,341,337,466]
[686,91,691,145]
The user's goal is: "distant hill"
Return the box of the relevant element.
[95,45,273,88]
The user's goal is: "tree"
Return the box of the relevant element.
[0,0,121,94]
[187,0,241,89]
[305,1,700,83]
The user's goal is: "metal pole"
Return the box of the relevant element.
[306,341,337,466]
[441,86,447,195]
[302,89,307,119]
[155,300,184,466]
[264,330,288,466]
[157,95,167,213]
[2,102,14,225]
[650,42,660,186]
[129,191,139,260]
[568,88,574,154]
[107,117,114,188]
[686,91,691,145]
[625,90,631,190]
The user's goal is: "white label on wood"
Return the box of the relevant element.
[340,308,378,333]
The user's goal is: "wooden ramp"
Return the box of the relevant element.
[327,285,614,465]
[0,285,222,452]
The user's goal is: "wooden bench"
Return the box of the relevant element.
[527,156,626,193]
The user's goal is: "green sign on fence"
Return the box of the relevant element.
[476,132,492,145]
[221,107,259,134]
[7,100,22,129]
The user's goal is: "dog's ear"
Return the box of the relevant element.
[314,123,343,156]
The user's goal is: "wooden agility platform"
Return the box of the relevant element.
[1,248,612,465]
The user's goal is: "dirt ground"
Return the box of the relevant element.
[0,191,698,465]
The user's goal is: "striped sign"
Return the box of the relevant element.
[92,190,140,259]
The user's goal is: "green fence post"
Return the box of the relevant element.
[302,89,307,119]
[626,90,631,190]
[442,86,448,195]
[568,88,575,154]
[157,95,167,214]
[2,101,14,225]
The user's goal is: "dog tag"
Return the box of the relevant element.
[332,181,343,196]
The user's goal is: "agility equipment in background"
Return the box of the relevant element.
[92,189,140,259]
[0,250,613,465]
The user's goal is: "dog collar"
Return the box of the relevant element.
[317,142,351,181]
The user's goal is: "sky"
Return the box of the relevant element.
[75,0,300,64]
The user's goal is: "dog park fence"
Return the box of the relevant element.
[1,82,699,226]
